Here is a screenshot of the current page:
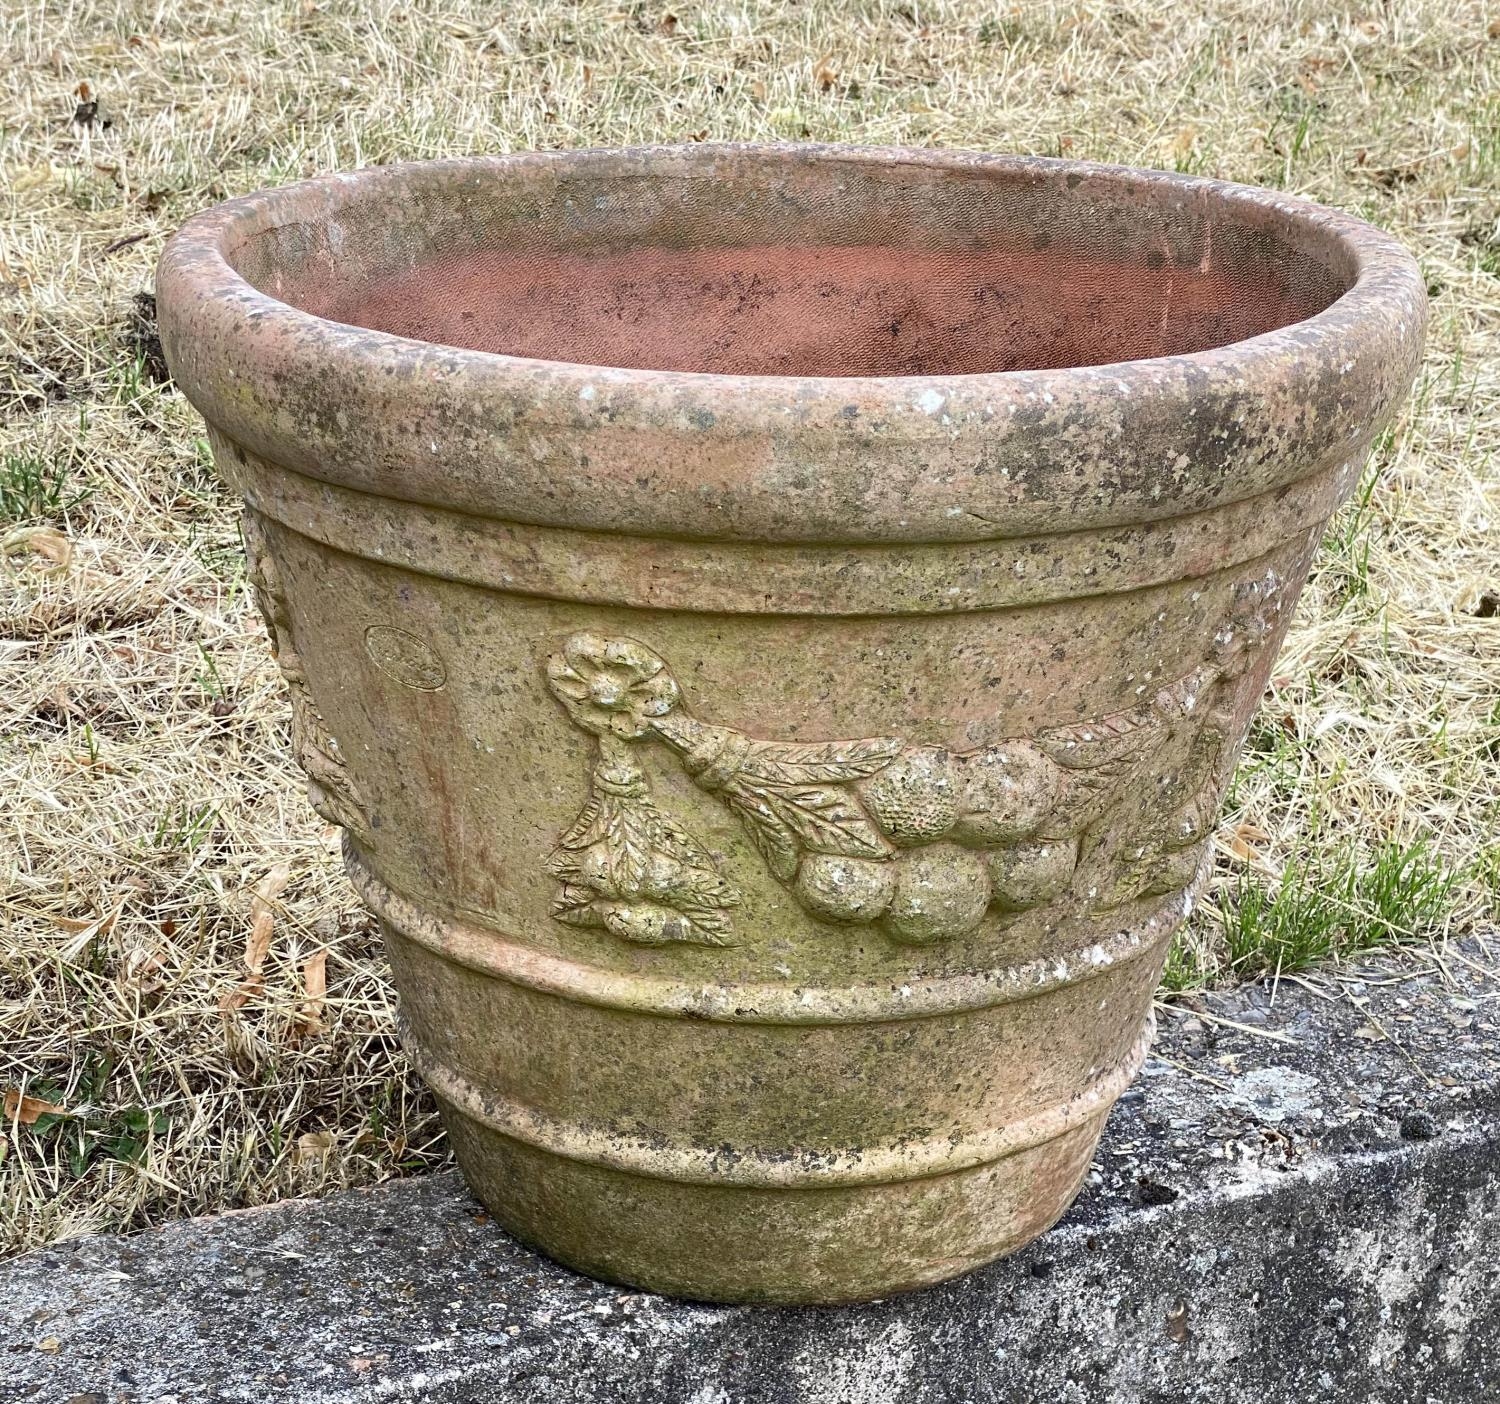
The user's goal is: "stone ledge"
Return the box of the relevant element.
[3,941,1497,1404]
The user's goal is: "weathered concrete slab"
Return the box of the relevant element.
[4,940,1498,1403]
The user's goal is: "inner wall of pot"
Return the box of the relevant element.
[229,156,1356,376]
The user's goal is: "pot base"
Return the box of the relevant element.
[367,847,1162,1306]
[437,1096,1109,1305]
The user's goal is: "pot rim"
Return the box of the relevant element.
[157,143,1427,544]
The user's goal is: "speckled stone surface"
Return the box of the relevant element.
[5,939,1496,1403]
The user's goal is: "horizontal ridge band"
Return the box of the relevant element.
[348,842,1181,1025]
[233,446,1354,616]
[407,1016,1153,1189]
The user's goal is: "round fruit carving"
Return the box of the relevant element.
[795,854,898,923]
[951,743,1054,845]
[860,749,958,845]
[987,839,1080,912]
[883,846,992,945]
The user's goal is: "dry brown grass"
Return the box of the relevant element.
[2,0,1497,1256]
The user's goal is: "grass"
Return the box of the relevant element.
[0,450,91,524]
[1161,838,1461,991]
[2,0,1498,1256]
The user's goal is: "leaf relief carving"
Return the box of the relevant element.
[542,579,1285,947]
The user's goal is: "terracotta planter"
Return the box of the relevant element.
[157,145,1424,1304]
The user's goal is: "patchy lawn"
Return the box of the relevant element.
[2,0,1497,1255]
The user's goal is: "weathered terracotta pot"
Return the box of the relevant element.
[157,145,1424,1304]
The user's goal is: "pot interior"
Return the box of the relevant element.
[234,152,1355,377]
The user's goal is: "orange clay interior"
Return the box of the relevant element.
[244,164,1353,377]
